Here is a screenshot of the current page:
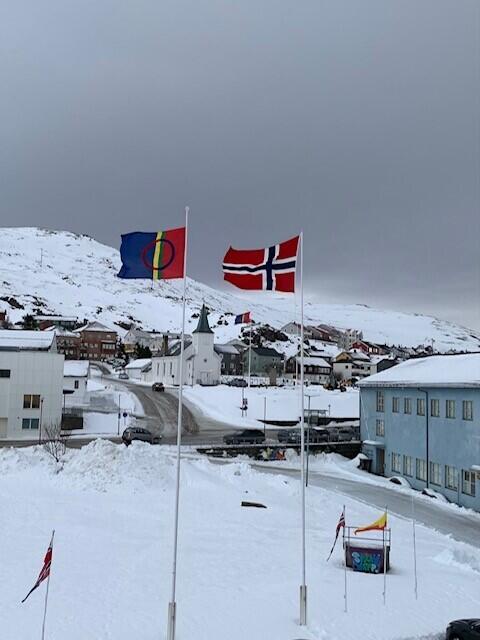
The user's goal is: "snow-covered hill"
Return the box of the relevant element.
[0,227,478,351]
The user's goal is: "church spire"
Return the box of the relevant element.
[193,304,213,334]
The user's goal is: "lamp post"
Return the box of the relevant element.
[39,397,44,444]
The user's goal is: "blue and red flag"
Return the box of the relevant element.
[222,235,299,293]
[235,312,252,325]
[118,228,186,280]
[22,532,54,603]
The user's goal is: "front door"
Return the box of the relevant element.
[375,448,385,476]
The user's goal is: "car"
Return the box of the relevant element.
[283,427,329,445]
[118,372,129,380]
[277,428,296,443]
[122,427,161,445]
[336,427,355,441]
[446,619,480,639]
[152,382,165,392]
[223,429,265,445]
[227,378,248,387]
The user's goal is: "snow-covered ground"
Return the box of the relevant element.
[1,441,478,640]
[183,384,359,428]
[0,227,478,352]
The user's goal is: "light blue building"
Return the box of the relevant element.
[358,353,480,511]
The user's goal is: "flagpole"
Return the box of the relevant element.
[167,206,189,640]
[247,320,252,389]
[299,230,307,626]
[383,506,387,606]
[343,506,347,613]
[412,494,418,600]
[41,530,54,640]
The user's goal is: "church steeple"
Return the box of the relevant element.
[193,304,213,334]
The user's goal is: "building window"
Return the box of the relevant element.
[23,394,41,409]
[417,398,425,416]
[404,397,412,414]
[22,418,39,430]
[403,455,413,477]
[0,369,10,378]
[376,390,384,412]
[446,400,456,419]
[391,453,402,473]
[431,399,440,417]
[74,380,79,389]
[392,397,399,413]
[430,462,441,486]
[376,419,385,437]
[445,465,458,491]
[416,458,427,482]
[463,400,473,421]
[462,470,476,497]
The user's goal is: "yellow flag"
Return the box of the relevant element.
[354,511,387,535]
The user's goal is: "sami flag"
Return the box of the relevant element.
[118,228,186,280]
[235,312,251,325]
[223,235,299,293]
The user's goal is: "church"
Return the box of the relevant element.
[151,304,222,386]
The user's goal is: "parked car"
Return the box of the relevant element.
[152,382,165,392]
[118,371,129,380]
[283,427,329,445]
[223,429,265,445]
[227,378,248,387]
[277,428,296,443]
[446,619,480,639]
[122,427,161,445]
[336,427,356,442]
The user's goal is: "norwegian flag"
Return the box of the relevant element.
[22,532,54,603]
[326,509,345,561]
[234,312,251,325]
[222,235,299,293]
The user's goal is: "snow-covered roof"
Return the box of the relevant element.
[0,330,55,351]
[35,315,77,322]
[44,326,78,338]
[75,320,115,333]
[296,356,331,368]
[359,353,480,388]
[214,344,240,355]
[125,358,152,371]
[64,360,90,377]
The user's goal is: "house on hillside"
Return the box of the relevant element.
[358,353,480,511]
[214,344,243,376]
[45,326,81,359]
[242,346,283,376]
[0,330,64,439]
[295,356,332,384]
[352,339,386,356]
[63,360,89,406]
[35,315,78,331]
[122,328,180,355]
[337,329,364,351]
[333,350,375,382]
[74,321,118,361]
[125,358,152,381]
[151,305,221,386]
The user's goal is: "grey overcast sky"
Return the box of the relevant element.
[1,1,479,330]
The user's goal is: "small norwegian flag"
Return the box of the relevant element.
[326,509,345,561]
[223,235,299,293]
[234,312,252,325]
[22,532,54,603]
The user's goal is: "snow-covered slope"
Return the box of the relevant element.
[0,227,478,351]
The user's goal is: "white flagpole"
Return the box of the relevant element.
[299,230,307,625]
[343,506,347,613]
[383,506,388,606]
[412,494,418,599]
[167,206,189,640]
[247,320,252,389]
[41,529,55,640]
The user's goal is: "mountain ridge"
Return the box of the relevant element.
[0,227,478,352]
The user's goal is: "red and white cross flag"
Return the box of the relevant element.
[326,509,345,561]
[22,532,54,603]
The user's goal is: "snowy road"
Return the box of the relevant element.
[250,463,480,548]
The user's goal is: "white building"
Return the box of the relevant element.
[63,360,90,406]
[296,355,332,384]
[333,349,376,381]
[151,305,221,386]
[125,358,152,381]
[0,330,64,440]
